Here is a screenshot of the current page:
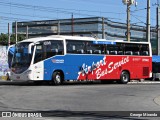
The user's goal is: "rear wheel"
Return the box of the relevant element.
[120,71,130,84]
[52,71,63,85]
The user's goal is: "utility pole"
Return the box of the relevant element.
[26,26,28,39]
[71,13,74,36]
[146,0,150,42]
[102,17,105,39]
[15,21,17,44]
[57,21,60,35]
[8,23,10,46]
[122,0,136,42]
[127,3,131,42]
[157,0,160,55]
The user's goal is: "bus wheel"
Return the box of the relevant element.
[120,71,130,84]
[52,71,63,85]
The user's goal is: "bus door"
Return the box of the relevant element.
[33,43,44,80]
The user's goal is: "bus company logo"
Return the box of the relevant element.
[78,56,129,79]
[52,59,64,63]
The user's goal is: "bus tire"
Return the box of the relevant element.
[52,71,63,85]
[120,71,130,84]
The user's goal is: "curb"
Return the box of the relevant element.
[128,81,160,84]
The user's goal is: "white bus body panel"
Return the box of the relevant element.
[31,61,44,80]
[10,61,44,81]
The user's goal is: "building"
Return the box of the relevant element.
[12,17,157,54]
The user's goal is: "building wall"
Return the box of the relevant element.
[12,17,158,55]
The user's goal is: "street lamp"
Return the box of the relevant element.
[122,0,136,42]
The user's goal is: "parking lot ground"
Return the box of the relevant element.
[0,79,160,85]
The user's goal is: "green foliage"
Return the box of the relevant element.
[0,33,25,45]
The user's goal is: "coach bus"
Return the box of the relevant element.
[9,35,152,85]
[152,55,160,80]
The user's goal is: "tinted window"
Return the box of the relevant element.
[105,43,150,56]
[34,40,64,63]
[66,40,105,54]
[66,40,85,54]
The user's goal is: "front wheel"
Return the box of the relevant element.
[52,71,63,85]
[120,71,130,84]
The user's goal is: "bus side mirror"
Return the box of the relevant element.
[28,43,34,54]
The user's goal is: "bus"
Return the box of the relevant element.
[6,44,15,80]
[152,55,160,80]
[9,35,152,85]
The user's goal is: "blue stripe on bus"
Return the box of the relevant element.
[93,41,116,45]
[43,55,104,80]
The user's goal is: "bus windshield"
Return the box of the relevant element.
[11,42,34,74]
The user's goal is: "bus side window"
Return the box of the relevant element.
[110,51,117,55]
[140,44,149,56]
[142,51,149,56]
[86,42,103,55]
[67,44,73,53]
[66,40,85,54]
[106,45,113,55]
[51,40,64,55]
[106,50,109,55]
[51,49,58,55]
[125,51,133,55]
[133,51,140,55]
[94,50,101,54]
[117,51,123,55]
[86,43,93,54]
[57,42,64,55]
[77,44,85,54]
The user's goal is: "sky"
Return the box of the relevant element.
[0,0,158,33]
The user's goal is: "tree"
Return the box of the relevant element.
[0,33,8,45]
[0,33,25,45]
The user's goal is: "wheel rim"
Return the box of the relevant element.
[122,74,128,82]
[55,74,61,84]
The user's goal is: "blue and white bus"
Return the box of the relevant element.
[152,55,160,80]
[10,35,152,85]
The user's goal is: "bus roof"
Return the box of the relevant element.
[20,35,96,43]
[96,39,150,44]
[18,35,150,45]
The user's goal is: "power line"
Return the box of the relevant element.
[0,0,157,34]
[0,1,126,23]
[0,1,126,16]
[0,11,57,20]
[130,14,146,25]
[131,8,147,13]
[61,0,123,7]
